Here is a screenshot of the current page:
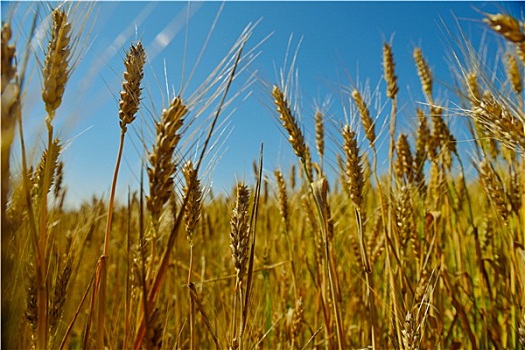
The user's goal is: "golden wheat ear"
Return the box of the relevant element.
[230,183,251,285]
[119,41,146,131]
[182,159,203,243]
[413,47,433,103]
[383,43,399,99]
[484,13,525,43]
[42,8,72,118]
[272,85,307,162]
[342,125,364,210]
[352,89,376,146]
[146,96,188,225]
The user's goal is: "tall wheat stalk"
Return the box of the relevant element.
[83,41,145,348]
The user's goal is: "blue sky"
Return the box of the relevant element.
[2,1,523,208]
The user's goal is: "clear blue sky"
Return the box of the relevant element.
[2,1,523,208]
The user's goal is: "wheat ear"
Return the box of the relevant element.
[272,86,307,162]
[484,13,525,43]
[383,43,399,99]
[352,89,376,145]
[146,96,187,224]
[42,8,71,118]
[413,48,433,103]
[119,42,146,131]
[230,183,251,285]
[395,133,414,184]
[505,53,522,94]
[314,110,325,168]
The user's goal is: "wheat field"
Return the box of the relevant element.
[1,3,525,350]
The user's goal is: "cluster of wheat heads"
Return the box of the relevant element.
[2,3,525,350]
[268,12,525,350]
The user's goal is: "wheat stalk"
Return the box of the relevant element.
[35,8,75,346]
[86,41,146,349]
[182,159,202,350]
